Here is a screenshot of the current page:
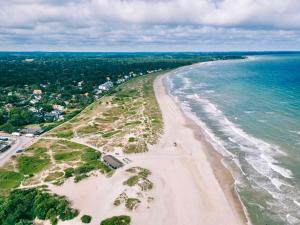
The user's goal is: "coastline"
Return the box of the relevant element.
[154,72,249,225]
[48,67,249,225]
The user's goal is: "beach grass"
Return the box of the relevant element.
[17,155,51,175]
[0,170,24,190]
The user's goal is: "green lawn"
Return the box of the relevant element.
[56,130,74,139]
[17,155,50,175]
[0,171,24,190]
[54,151,81,161]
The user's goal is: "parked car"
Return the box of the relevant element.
[16,149,24,153]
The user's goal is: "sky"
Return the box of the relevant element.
[0,0,300,52]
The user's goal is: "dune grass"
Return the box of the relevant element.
[0,171,24,190]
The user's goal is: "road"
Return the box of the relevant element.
[0,136,35,166]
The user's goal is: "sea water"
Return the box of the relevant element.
[166,53,300,225]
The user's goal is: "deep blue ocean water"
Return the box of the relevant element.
[166,54,300,225]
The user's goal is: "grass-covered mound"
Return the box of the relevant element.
[100,215,131,225]
[0,188,78,225]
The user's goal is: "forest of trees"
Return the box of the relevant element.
[0,52,245,132]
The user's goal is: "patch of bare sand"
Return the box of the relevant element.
[48,73,248,225]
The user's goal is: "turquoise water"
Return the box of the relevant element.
[167,54,300,225]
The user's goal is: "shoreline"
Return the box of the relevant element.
[155,72,249,224]
[161,72,250,223]
[48,66,250,225]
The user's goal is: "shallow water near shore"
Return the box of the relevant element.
[166,54,300,225]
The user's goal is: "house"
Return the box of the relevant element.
[30,99,39,105]
[78,81,84,87]
[98,81,113,91]
[116,78,125,84]
[24,58,34,63]
[44,110,62,121]
[33,89,42,95]
[29,107,38,113]
[52,104,64,112]
[103,155,124,169]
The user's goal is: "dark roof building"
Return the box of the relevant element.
[103,155,124,169]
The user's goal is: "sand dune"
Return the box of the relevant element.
[50,73,247,225]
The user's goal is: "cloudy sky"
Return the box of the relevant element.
[1,0,300,51]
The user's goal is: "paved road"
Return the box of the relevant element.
[0,136,35,166]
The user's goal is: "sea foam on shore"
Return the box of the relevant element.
[165,56,300,225]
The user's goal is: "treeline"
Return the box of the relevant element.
[0,52,244,87]
[0,52,245,133]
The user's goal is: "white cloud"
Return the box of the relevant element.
[0,0,300,51]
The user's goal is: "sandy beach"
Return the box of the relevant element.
[50,72,248,225]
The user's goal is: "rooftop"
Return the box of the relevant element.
[103,155,124,169]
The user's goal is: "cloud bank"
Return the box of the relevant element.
[0,0,300,51]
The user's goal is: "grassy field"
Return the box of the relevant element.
[0,138,111,196]
[0,72,162,197]
[45,72,163,155]
[0,71,162,225]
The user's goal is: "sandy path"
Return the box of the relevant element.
[49,73,247,225]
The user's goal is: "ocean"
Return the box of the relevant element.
[166,53,300,225]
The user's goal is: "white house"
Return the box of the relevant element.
[98,81,113,91]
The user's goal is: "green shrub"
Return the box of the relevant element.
[74,174,88,183]
[64,168,75,178]
[100,215,131,225]
[81,215,92,223]
[81,148,101,162]
[75,164,95,174]
[128,137,136,142]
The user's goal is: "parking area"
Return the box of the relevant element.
[0,134,36,166]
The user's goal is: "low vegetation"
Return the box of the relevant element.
[0,53,245,225]
[114,167,153,211]
[123,167,153,191]
[0,139,111,196]
[0,171,23,190]
[48,72,164,157]
[100,215,131,225]
[125,198,141,211]
[81,215,92,223]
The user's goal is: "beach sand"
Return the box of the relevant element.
[49,73,248,225]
